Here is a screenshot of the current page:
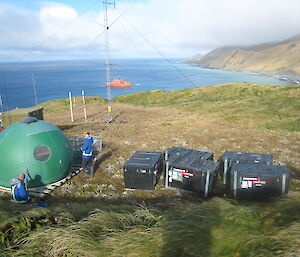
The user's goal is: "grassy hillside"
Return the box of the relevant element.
[116,83,300,131]
[0,83,300,256]
[1,96,105,127]
[188,36,300,75]
[5,96,105,115]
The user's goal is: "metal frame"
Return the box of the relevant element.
[1,108,44,127]
[233,170,238,198]
[223,159,228,184]
[164,150,169,187]
[204,171,210,198]
[282,173,287,195]
[68,135,102,162]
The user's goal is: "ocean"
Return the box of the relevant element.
[0,59,290,110]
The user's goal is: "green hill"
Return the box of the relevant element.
[187,35,300,76]
[116,83,300,131]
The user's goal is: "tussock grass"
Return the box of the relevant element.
[243,222,300,257]
[0,195,298,257]
[0,207,57,253]
[11,206,161,257]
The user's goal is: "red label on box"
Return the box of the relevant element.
[253,180,266,185]
[182,172,194,177]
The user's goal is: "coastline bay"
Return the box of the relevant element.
[0,58,291,110]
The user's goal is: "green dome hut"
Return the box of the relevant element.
[0,117,73,189]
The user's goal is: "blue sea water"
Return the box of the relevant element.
[0,59,290,110]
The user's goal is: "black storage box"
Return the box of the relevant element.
[228,163,289,200]
[221,151,273,184]
[124,151,163,190]
[168,159,220,197]
[166,147,217,197]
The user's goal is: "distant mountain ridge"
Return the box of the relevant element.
[188,35,300,75]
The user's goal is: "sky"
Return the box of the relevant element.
[0,0,300,62]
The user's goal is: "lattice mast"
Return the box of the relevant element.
[103,0,114,123]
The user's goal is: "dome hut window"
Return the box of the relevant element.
[34,145,51,162]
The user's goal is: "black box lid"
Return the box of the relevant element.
[230,163,289,177]
[222,151,273,165]
[167,147,214,170]
[125,151,162,169]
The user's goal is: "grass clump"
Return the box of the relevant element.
[1,195,297,257]
[0,208,58,253]
[0,190,299,257]
[11,206,161,257]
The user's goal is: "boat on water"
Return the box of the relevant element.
[107,79,132,88]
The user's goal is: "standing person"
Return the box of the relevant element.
[10,173,30,204]
[81,132,94,177]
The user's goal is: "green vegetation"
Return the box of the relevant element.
[1,96,105,127]
[1,192,300,257]
[38,96,105,114]
[116,83,300,131]
[0,83,299,256]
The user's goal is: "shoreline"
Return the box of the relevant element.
[188,62,300,86]
[246,71,300,86]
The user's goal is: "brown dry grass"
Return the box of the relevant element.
[44,100,300,195]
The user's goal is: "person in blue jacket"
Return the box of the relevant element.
[10,173,30,204]
[81,132,94,176]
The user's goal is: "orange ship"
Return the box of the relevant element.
[107,79,132,88]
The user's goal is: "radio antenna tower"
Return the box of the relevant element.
[103,0,115,123]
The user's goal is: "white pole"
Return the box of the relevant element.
[32,74,38,106]
[165,150,169,188]
[69,92,74,123]
[0,94,3,113]
[82,90,87,121]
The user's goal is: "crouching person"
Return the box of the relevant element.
[10,173,30,204]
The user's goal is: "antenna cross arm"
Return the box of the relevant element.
[103,1,115,5]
